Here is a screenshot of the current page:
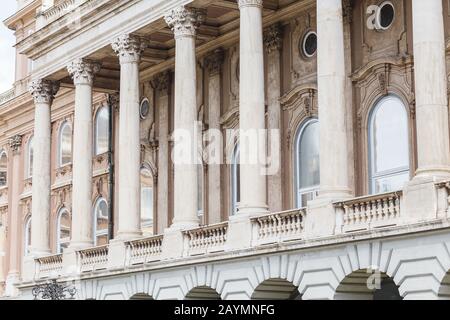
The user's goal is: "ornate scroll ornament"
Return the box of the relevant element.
[8,135,23,154]
[32,280,77,300]
[29,79,60,104]
[237,0,263,9]
[204,49,224,76]
[107,93,120,111]
[112,34,148,64]
[264,23,283,53]
[151,71,171,93]
[67,58,101,86]
[164,6,206,38]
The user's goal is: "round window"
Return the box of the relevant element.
[377,2,395,30]
[140,98,150,120]
[301,31,317,58]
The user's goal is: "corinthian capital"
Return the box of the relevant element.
[29,79,60,104]
[67,58,101,86]
[8,135,23,154]
[112,34,148,64]
[237,0,263,9]
[264,24,283,53]
[164,6,206,38]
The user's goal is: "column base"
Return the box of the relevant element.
[4,272,20,297]
[236,203,269,217]
[68,240,95,251]
[116,231,142,241]
[318,186,353,202]
[170,219,199,231]
[414,166,450,181]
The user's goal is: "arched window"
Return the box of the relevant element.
[94,107,109,156]
[56,208,71,253]
[58,122,72,167]
[369,95,410,194]
[295,119,320,208]
[0,150,7,187]
[93,198,108,246]
[140,168,154,234]
[230,144,240,215]
[27,136,34,178]
[24,216,31,256]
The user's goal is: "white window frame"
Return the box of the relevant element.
[94,106,109,156]
[0,150,8,187]
[93,198,108,246]
[56,208,71,254]
[24,216,31,257]
[58,121,72,167]
[230,144,240,216]
[368,95,410,194]
[294,118,320,208]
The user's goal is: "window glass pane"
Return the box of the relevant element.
[25,218,31,256]
[0,152,7,187]
[374,172,409,194]
[372,97,409,173]
[60,124,72,166]
[298,121,320,189]
[95,108,109,155]
[95,199,108,245]
[58,210,71,253]
[140,170,153,229]
[231,145,240,215]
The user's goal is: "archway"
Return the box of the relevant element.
[334,269,402,300]
[252,279,301,300]
[185,287,221,300]
[438,270,450,299]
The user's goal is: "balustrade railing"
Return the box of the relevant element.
[251,209,306,245]
[184,223,228,256]
[334,191,402,233]
[36,254,63,279]
[126,235,163,266]
[78,245,109,273]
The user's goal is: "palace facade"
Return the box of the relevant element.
[0,0,450,300]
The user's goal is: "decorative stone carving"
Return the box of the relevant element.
[151,71,171,93]
[29,79,60,104]
[342,0,353,24]
[67,58,101,86]
[8,135,23,154]
[204,49,224,76]
[106,93,119,112]
[164,6,205,38]
[112,34,147,64]
[264,24,283,53]
[237,0,263,9]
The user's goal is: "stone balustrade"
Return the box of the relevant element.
[251,209,306,246]
[126,235,163,266]
[35,254,63,279]
[334,191,402,233]
[0,89,15,106]
[183,222,228,256]
[78,245,109,273]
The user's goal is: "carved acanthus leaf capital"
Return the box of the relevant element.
[164,6,206,38]
[264,24,283,53]
[67,58,101,86]
[204,49,224,75]
[29,79,60,105]
[151,71,171,93]
[237,0,263,9]
[112,34,148,64]
[8,135,23,154]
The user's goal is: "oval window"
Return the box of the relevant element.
[377,2,395,30]
[301,31,317,58]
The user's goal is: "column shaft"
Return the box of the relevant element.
[412,0,450,178]
[29,80,59,256]
[112,34,146,239]
[68,59,100,249]
[237,0,268,216]
[316,0,351,199]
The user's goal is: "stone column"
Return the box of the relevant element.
[29,79,59,256]
[4,136,22,295]
[316,0,351,199]
[152,72,171,233]
[67,59,101,249]
[264,24,283,213]
[412,0,450,179]
[0,215,5,295]
[204,49,224,224]
[112,34,147,240]
[164,6,204,229]
[237,0,269,216]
